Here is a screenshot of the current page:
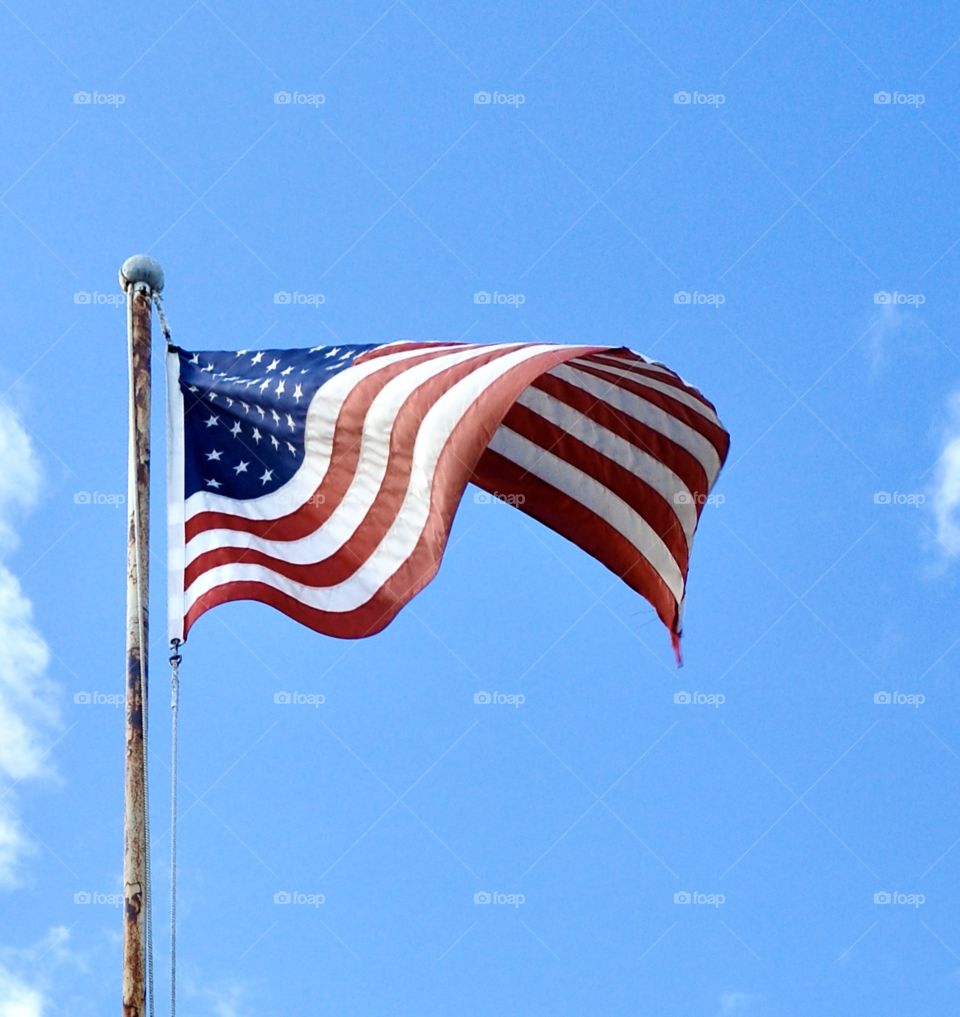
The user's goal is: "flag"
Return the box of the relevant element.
[167,341,729,658]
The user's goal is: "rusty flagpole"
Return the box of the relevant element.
[119,255,164,1017]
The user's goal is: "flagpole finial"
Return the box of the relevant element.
[119,254,164,294]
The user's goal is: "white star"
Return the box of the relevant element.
[256,405,266,419]
[286,442,296,455]
[229,421,242,437]
[205,449,223,461]
[309,344,324,353]
[275,379,285,396]
[205,478,222,489]
[233,461,249,475]
[293,384,303,402]
[285,414,295,430]
[188,353,200,365]
[259,379,271,393]
[202,362,214,373]
[300,368,309,374]
[240,401,250,413]
[266,358,280,372]
[281,365,294,376]
[251,427,262,444]
[270,435,279,450]
[271,409,280,424]
[339,350,352,360]
[260,468,273,486]
[250,351,264,365]
[187,385,199,393]
[207,392,217,401]
[324,347,341,358]
[237,349,248,356]
[204,414,219,428]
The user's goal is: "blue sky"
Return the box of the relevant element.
[1,1,960,1014]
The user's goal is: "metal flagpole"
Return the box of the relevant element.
[119,255,164,1017]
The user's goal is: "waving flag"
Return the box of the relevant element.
[167,341,729,658]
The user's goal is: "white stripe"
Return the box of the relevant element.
[184,343,529,562]
[485,426,685,603]
[184,342,481,522]
[548,364,723,483]
[512,386,696,543]
[571,356,723,428]
[166,350,186,642]
[183,344,576,614]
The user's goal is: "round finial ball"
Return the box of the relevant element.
[119,255,164,294]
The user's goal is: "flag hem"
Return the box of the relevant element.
[166,348,186,642]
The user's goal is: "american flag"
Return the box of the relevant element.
[167,340,729,659]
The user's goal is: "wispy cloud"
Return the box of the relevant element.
[866,301,922,378]
[930,390,960,562]
[0,962,45,1017]
[720,990,757,1013]
[0,399,59,887]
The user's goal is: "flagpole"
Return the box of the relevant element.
[119,254,163,1017]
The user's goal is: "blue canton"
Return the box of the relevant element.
[178,343,380,500]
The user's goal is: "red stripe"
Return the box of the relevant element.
[528,372,711,512]
[470,448,681,635]
[567,361,731,466]
[494,401,690,573]
[185,344,539,588]
[182,345,605,637]
[578,351,723,419]
[185,345,498,543]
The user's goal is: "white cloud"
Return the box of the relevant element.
[0,964,44,1017]
[931,391,960,562]
[720,990,756,1014]
[865,302,922,378]
[0,400,58,887]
